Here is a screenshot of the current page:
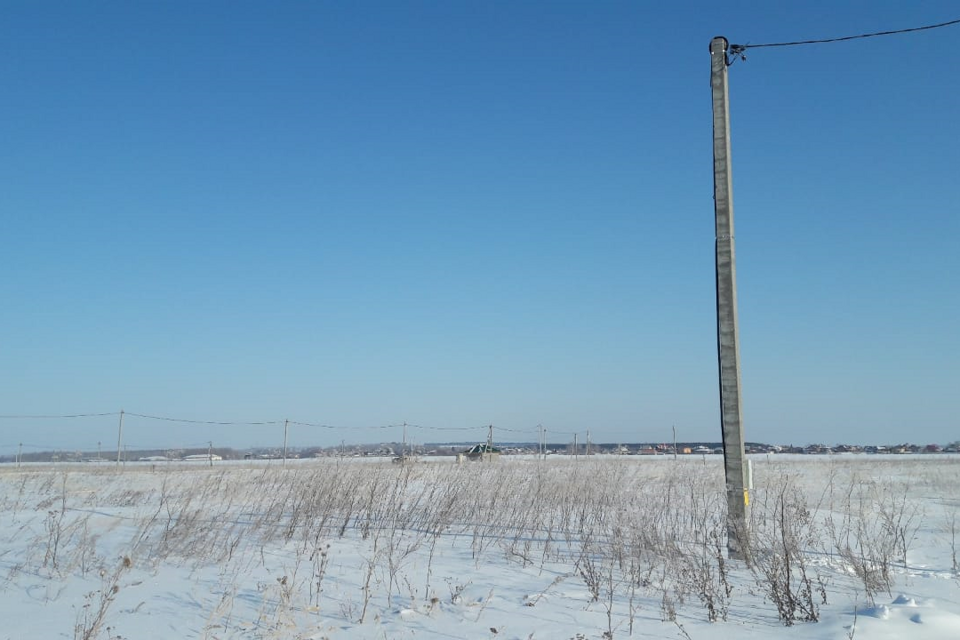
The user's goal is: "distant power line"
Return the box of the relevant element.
[0,410,573,436]
[125,412,282,426]
[728,17,960,62]
[0,412,119,419]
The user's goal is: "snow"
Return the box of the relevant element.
[1,455,959,639]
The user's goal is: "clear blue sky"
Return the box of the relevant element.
[2,1,957,452]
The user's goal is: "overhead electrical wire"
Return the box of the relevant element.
[0,412,119,419]
[124,412,282,426]
[288,420,404,431]
[728,17,960,62]
[1,410,545,435]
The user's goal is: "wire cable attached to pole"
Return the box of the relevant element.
[728,17,960,63]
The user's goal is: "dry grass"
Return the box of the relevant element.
[0,455,956,636]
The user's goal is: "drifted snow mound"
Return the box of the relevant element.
[862,604,891,619]
[851,596,960,639]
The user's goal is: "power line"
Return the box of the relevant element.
[125,412,282,426]
[728,17,960,62]
[287,420,342,430]
[125,411,283,426]
[497,425,548,435]
[126,441,213,449]
[1,443,66,450]
[288,420,403,430]
[0,410,566,438]
[406,424,484,432]
[266,420,513,434]
[0,412,119,419]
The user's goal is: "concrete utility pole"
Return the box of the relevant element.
[282,419,289,466]
[115,409,125,468]
[710,36,750,559]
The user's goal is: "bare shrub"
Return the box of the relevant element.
[74,556,133,640]
[749,475,824,625]
[944,508,959,575]
[823,475,920,602]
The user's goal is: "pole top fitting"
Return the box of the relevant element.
[710,36,729,53]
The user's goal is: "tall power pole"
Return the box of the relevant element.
[710,36,750,559]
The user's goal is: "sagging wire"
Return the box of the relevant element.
[726,17,960,65]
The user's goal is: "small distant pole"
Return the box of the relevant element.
[282,419,289,466]
[673,425,678,461]
[574,433,579,461]
[586,429,591,456]
[543,427,547,459]
[115,409,125,468]
[97,441,102,462]
[208,441,213,467]
[17,442,22,468]
[711,35,750,560]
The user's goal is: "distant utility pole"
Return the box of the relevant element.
[710,36,750,560]
[282,419,289,466]
[115,409,125,468]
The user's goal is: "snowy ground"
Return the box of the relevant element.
[1,455,959,639]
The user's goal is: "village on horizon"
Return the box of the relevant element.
[6,439,959,465]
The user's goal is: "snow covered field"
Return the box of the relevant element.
[2,455,959,639]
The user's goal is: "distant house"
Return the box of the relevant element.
[184,454,222,462]
[458,443,501,462]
